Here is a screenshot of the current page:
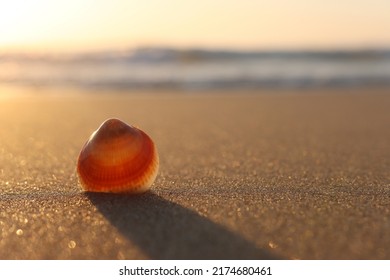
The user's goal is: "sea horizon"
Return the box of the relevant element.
[1,46,390,91]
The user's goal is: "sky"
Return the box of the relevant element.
[0,0,390,52]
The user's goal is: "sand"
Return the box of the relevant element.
[0,88,389,259]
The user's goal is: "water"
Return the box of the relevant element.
[1,47,390,90]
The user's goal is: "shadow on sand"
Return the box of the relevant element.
[87,192,280,259]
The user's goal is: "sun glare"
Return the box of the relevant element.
[0,1,32,45]
[0,0,98,52]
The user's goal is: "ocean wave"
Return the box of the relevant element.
[1,48,390,90]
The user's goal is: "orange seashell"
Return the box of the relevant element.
[77,118,159,193]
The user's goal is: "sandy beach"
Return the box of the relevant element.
[0,88,389,259]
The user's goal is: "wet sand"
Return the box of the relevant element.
[0,88,389,259]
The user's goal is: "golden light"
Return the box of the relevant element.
[0,0,389,52]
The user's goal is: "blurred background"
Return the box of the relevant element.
[1,0,390,92]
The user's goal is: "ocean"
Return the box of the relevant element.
[1,48,390,90]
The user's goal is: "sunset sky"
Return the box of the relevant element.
[1,0,389,52]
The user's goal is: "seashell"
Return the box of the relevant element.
[77,118,159,193]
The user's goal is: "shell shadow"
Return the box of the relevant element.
[86,192,281,259]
